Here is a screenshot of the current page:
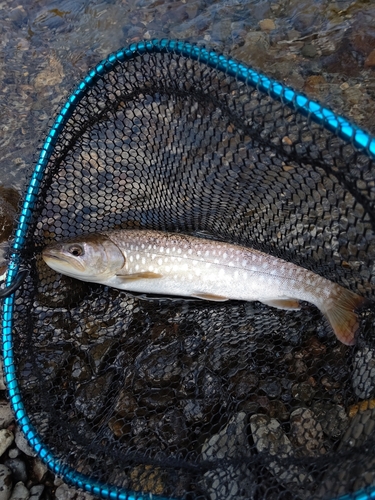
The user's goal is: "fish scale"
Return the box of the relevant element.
[43,229,366,346]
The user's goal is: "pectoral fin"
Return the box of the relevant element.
[116,271,163,282]
[191,293,229,302]
[260,298,301,310]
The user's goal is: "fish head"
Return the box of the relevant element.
[42,233,125,282]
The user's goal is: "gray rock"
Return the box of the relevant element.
[9,482,29,500]
[352,348,375,399]
[0,464,12,500]
[250,414,313,496]
[0,430,14,458]
[201,412,255,500]
[290,408,324,456]
[340,406,375,449]
[7,450,19,459]
[29,486,44,500]
[5,459,27,484]
[55,483,94,500]
[14,430,35,458]
[312,403,349,438]
[0,402,14,429]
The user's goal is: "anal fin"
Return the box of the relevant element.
[191,293,229,302]
[116,271,163,282]
[260,298,300,310]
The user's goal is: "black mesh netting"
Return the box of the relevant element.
[10,48,375,499]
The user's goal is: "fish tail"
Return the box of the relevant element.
[324,287,366,346]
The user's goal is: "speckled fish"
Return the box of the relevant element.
[42,229,366,345]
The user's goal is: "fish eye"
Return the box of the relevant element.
[68,245,84,257]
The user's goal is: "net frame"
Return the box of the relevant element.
[2,38,375,500]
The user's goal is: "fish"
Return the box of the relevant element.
[42,229,366,346]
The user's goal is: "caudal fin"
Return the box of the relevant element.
[324,288,366,346]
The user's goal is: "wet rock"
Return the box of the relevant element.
[55,483,94,500]
[7,450,19,459]
[292,382,315,402]
[114,389,138,417]
[4,459,27,484]
[33,56,64,89]
[365,49,375,68]
[0,430,14,458]
[259,19,275,31]
[32,460,47,483]
[250,414,312,492]
[36,268,90,309]
[139,388,174,411]
[340,406,375,449]
[9,482,29,500]
[201,413,255,500]
[301,43,317,58]
[0,464,12,500]
[88,339,116,374]
[312,402,349,438]
[14,430,35,458]
[259,377,282,399]
[29,486,44,500]
[130,465,166,496]
[75,372,114,420]
[290,408,324,456]
[0,186,20,242]
[318,404,375,499]
[149,409,187,449]
[228,371,259,400]
[135,341,181,386]
[352,347,375,399]
[0,402,14,429]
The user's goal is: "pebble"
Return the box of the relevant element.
[28,486,43,500]
[0,403,14,429]
[4,460,27,485]
[14,430,35,458]
[301,43,317,58]
[0,464,13,500]
[250,414,312,495]
[352,348,375,399]
[55,483,95,500]
[7,450,19,460]
[259,19,275,31]
[32,460,47,483]
[0,430,14,458]
[201,413,255,500]
[290,408,324,456]
[365,48,375,67]
[9,482,29,500]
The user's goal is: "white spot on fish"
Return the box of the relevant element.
[223,252,227,259]
[141,244,145,249]
[177,248,181,254]
[135,254,140,260]
[135,264,139,271]
[165,265,170,272]
[242,259,247,267]
[129,256,134,263]
[188,249,193,255]
[141,257,146,265]
[166,248,170,254]
[158,258,163,266]
[205,250,210,257]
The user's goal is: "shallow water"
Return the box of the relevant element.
[1,0,375,191]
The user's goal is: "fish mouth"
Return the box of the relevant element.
[42,248,86,273]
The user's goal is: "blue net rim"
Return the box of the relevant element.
[3,38,375,500]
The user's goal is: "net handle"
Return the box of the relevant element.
[3,39,375,500]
